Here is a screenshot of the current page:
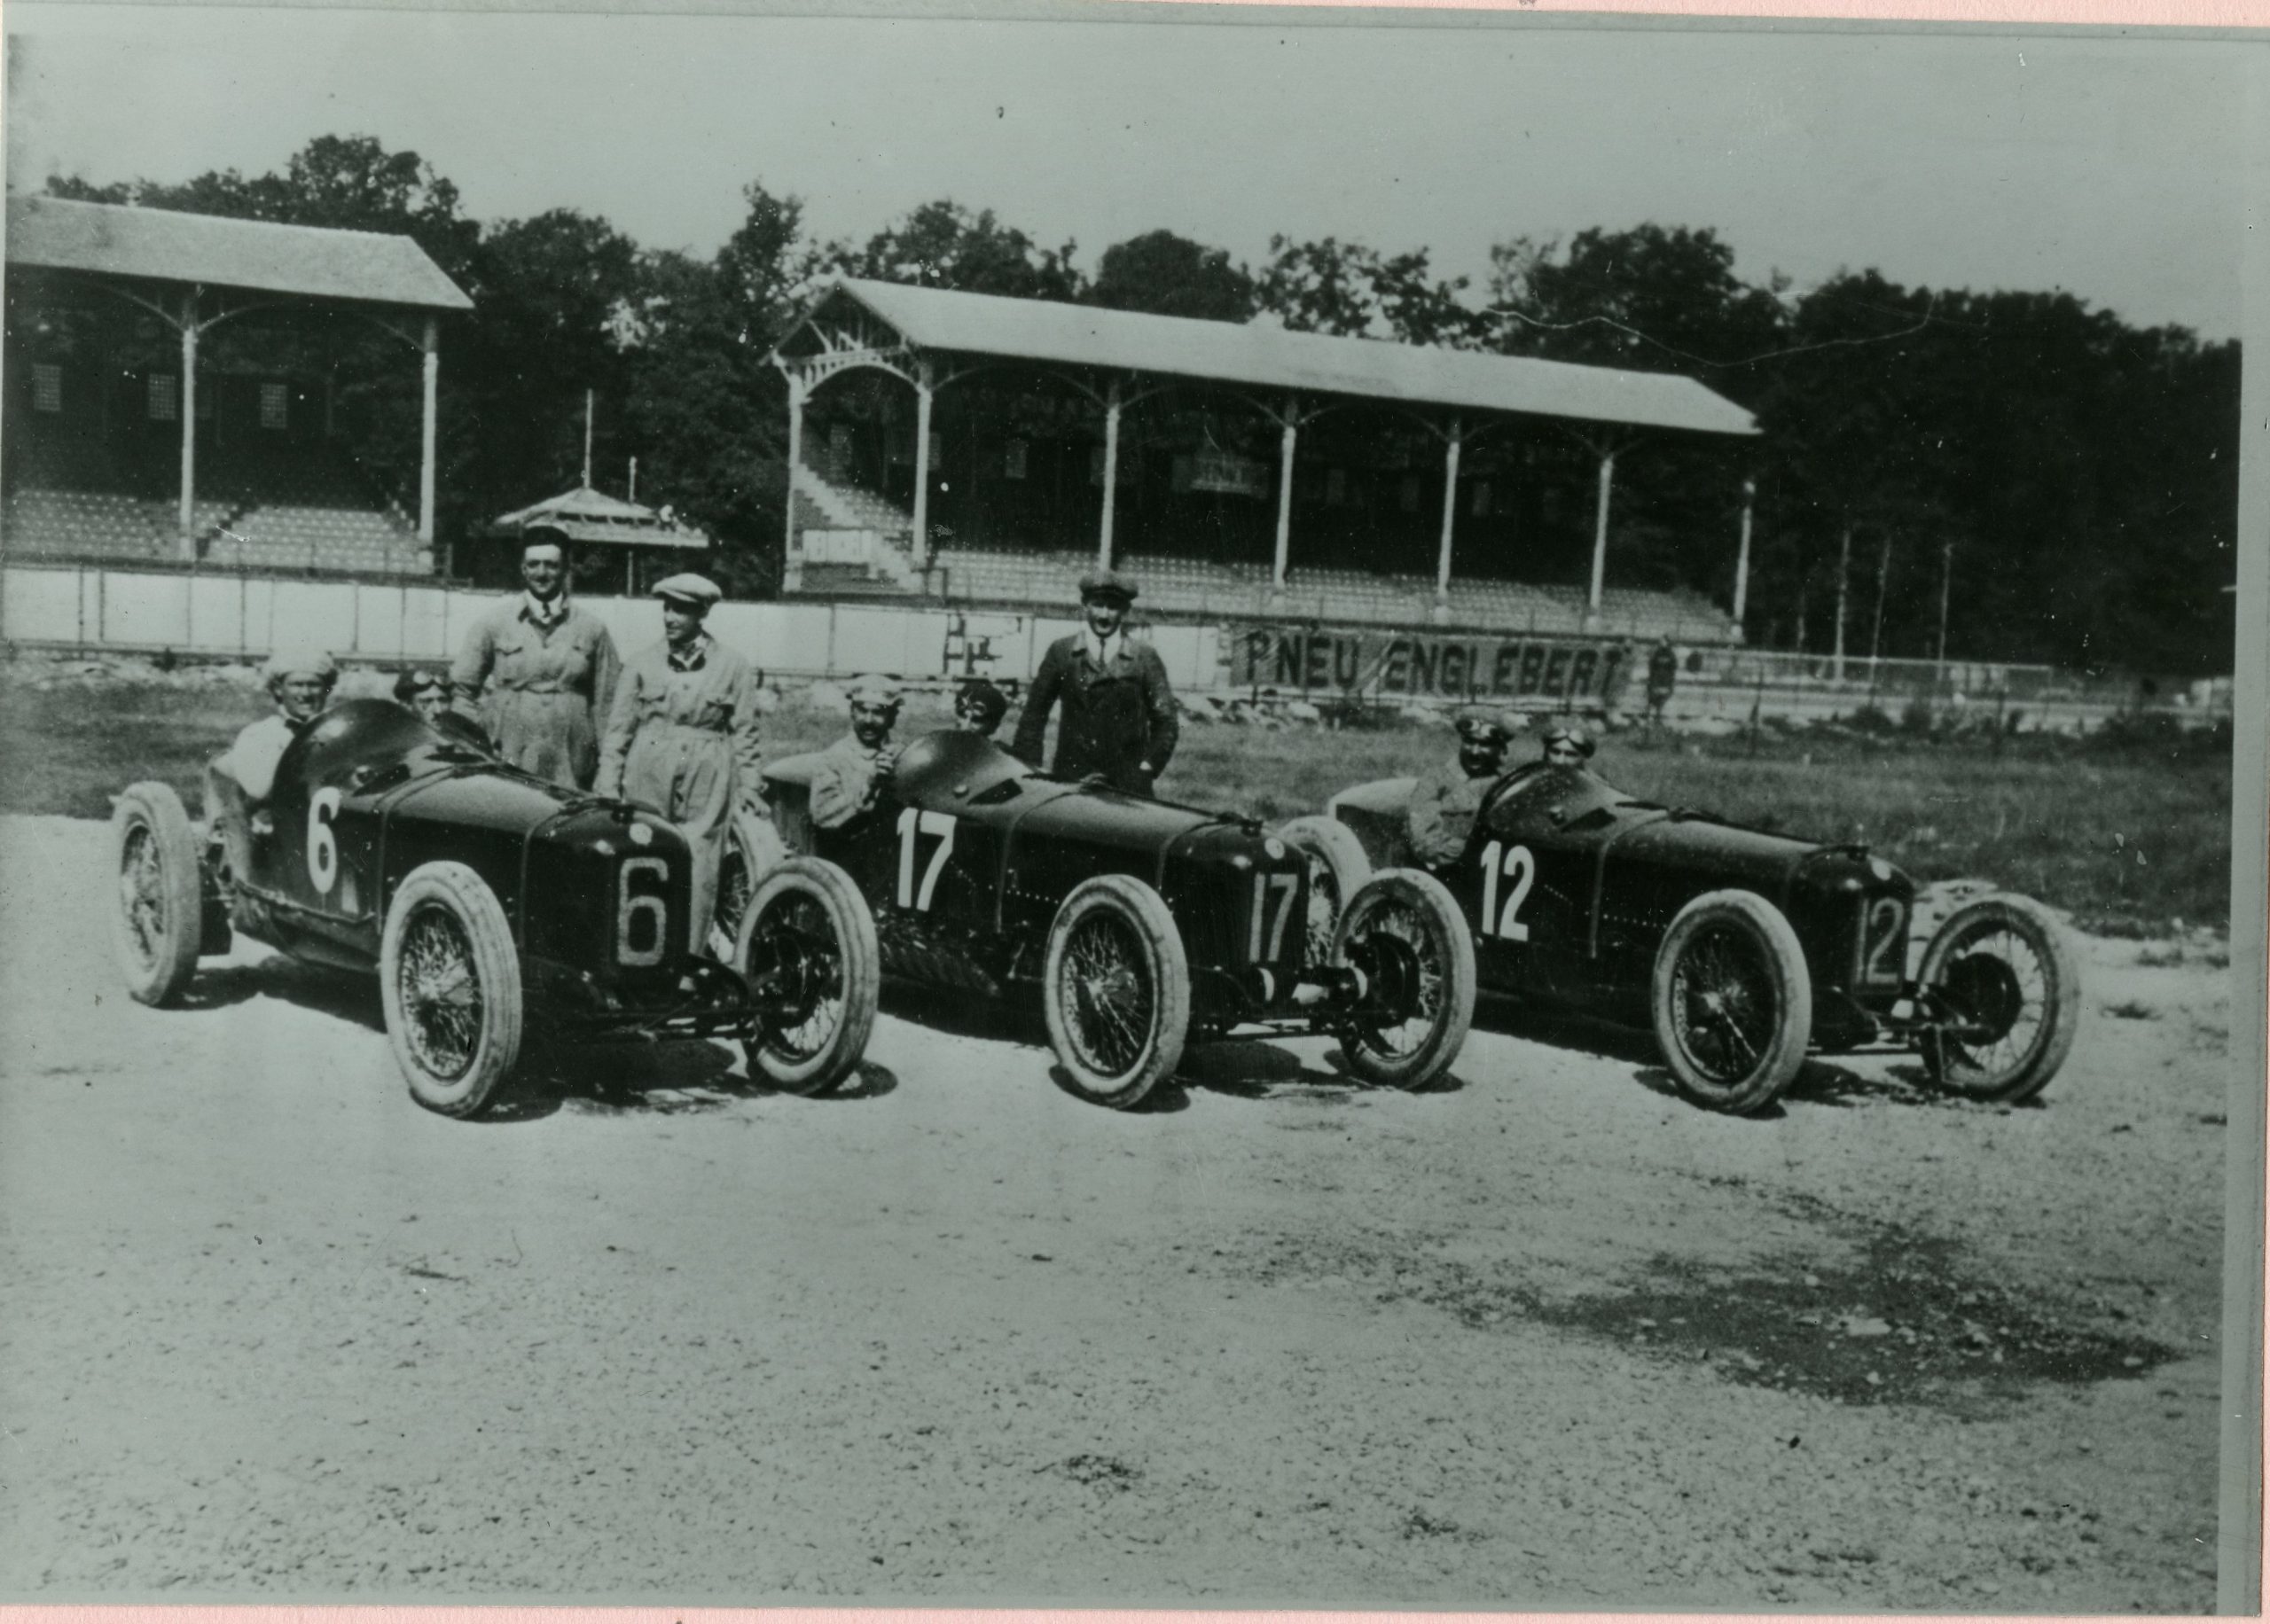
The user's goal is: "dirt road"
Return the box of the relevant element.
[0,813,2234,1607]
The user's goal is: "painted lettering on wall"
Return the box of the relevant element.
[1233,626,1633,703]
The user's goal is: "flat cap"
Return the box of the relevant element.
[849,675,903,709]
[1077,566,1139,605]
[263,647,339,684]
[1452,704,1517,744]
[652,573,723,609]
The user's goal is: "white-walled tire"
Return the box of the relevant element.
[1650,888,1812,1114]
[380,861,524,1119]
[736,856,880,1096]
[1042,874,1191,1109]
[1917,894,2079,1104]
[1333,868,1476,1090]
[1278,814,1374,969]
[110,781,206,1007]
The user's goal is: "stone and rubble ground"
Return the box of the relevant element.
[0,812,2238,1607]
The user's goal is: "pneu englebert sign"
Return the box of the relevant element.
[1231,625,1636,702]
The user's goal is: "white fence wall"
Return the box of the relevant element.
[0,562,2223,722]
[0,565,1224,692]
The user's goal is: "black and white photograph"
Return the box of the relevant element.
[1,2,2263,1610]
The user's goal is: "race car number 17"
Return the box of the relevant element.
[896,808,957,910]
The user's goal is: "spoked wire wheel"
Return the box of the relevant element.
[1650,889,1812,1113]
[1332,868,1475,1089]
[380,861,522,1118]
[1276,815,1373,970]
[736,857,879,1096]
[1917,894,2078,1103]
[395,904,483,1082]
[108,781,205,1006]
[1042,874,1190,1108]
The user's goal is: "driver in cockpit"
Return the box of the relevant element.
[1538,721,1596,770]
[215,648,339,806]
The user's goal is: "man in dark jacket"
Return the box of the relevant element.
[1011,568,1178,795]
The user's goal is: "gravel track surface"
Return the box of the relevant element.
[0,813,2232,1607]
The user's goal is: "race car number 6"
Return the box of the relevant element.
[1477,839,1535,941]
[306,787,343,894]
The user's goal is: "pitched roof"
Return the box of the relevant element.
[783,277,1757,438]
[490,484,709,550]
[4,193,472,312]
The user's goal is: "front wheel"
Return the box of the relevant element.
[1916,894,2079,1103]
[708,808,788,961]
[735,856,880,1096]
[1650,888,1812,1114]
[380,861,524,1118]
[1042,874,1191,1109]
[1332,868,1477,1090]
[110,781,207,1007]
[1277,814,1373,969]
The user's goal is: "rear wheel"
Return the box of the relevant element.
[1042,874,1190,1109]
[380,861,523,1119]
[1333,868,1476,1090]
[1277,815,1373,969]
[708,808,788,961]
[110,781,206,1006]
[1651,889,1812,1114]
[1917,894,2079,1103]
[736,856,880,1096]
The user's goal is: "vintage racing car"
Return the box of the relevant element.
[1302,759,2079,1114]
[751,729,1477,1108]
[109,699,880,1117]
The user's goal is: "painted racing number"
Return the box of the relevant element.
[896,808,957,910]
[1248,871,1298,963]
[617,855,669,966]
[1859,894,1906,985]
[1477,839,1537,941]
[305,786,344,894]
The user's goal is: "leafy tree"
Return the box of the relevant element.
[824,199,1082,301]
[1089,230,1255,322]
[1257,235,1480,346]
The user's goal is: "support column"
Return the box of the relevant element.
[1832,522,1852,683]
[1732,475,1756,629]
[912,362,935,574]
[783,371,808,583]
[1098,380,1123,568]
[1271,398,1298,600]
[1432,419,1462,626]
[177,287,200,560]
[419,316,439,545]
[1586,448,1616,621]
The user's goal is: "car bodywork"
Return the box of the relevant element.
[763,730,1319,1027]
[207,699,754,1040]
[1329,762,1917,1050]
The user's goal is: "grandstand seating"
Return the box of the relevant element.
[3,435,430,577]
[787,469,1736,641]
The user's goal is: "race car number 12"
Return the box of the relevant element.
[1477,839,1535,941]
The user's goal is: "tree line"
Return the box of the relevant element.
[42,136,2241,677]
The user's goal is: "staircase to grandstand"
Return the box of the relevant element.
[3,437,432,577]
[791,466,1734,640]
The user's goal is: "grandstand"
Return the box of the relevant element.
[771,279,1758,645]
[3,194,468,580]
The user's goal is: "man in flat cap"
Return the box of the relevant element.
[1407,705,1518,869]
[1011,567,1178,795]
[953,677,1011,739]
[451,531,620,788]
[596,574,764,952]
[810,676,903,832]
